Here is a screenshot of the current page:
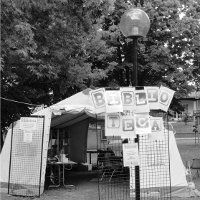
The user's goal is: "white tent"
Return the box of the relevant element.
[0,88,189,196]
[0,89,95,195]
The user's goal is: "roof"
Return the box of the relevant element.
[180,91,200,100]
[33,88,101,128]
[188,91,200,99]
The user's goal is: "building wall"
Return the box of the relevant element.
[180,100,195,116]
[197,100,200,110]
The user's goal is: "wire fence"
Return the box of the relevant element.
[8,116,45,197]
[97,117,171,200]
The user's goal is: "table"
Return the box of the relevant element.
[48,161,77,188]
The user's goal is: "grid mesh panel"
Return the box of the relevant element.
[98,121,171,200]
[98,136,130,200]
[8,117,45,197]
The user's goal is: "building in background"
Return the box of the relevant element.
[172,91,200,123]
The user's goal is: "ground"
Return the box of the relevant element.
[1,134,200,200]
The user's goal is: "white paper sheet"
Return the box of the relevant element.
[159,86,175,112]
[134,89,150,113]
[20,117,38,131]
[123,143,139,166]
[145,86,159,110]
[134,113,151,134]
[89,88,106,114]
[105,90,123,113]
[150,117,165,141]
[120,87,135,114]
[121,115,136,139]
[23,130,33,143]
[105,113,122,136]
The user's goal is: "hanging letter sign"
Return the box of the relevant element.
[121,115,136,139]
[159,86,175,112]
[121,87,135,114]
[90,88,106,114]
[105,113,121,136]
[134,113,151,134]
[146,86,159,110]
[134,89,149,113]
[105,90,123,113]
[150,117,164,141]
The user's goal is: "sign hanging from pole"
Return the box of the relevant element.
[105,90,123,113]
[90,88,106,114]
[105,113,121,136]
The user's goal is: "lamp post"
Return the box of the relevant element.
[119,8,150,200]
[119,8,150,86]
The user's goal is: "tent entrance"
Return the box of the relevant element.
[95,118,172,200]
[8,116,45,197]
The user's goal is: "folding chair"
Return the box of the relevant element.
[98,150,123,182]
[108,156,123,182]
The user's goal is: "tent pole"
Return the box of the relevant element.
[57,129,59,155]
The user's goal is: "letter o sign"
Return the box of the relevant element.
[160,92,169,105]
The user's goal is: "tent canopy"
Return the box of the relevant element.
[34,88,98,128]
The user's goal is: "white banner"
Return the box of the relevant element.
[105,90,123,113]
[89,86,175,114]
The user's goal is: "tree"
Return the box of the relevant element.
[95,0,199,111]
[1,0,116,137]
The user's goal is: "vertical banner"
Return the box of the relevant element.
[105,113,121,136]
[159,86,175,112]
[134,113,151,135]
[89,88,106,113]
[150,117,164,141]
[121,87,135,115]
[121,115,136,139]
[123,143,139,166]
[105,90,123,113]
[146,87,159,110]
[135,89,149,113]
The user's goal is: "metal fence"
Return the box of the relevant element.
[8,116,45,197]
[97,118,171,200]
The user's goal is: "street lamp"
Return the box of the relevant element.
[119,8,150,200]
[119,8,150,86]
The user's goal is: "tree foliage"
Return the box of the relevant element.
[1,0,200,135]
